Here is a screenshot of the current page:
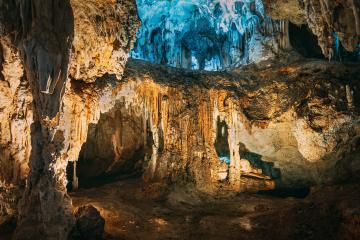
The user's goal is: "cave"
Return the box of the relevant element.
[214,117,231,165]
[66,104,150,191]
[1,0,360,239]
[288,22,324,59]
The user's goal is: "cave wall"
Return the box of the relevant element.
[132,0,287,70]
[78,58,360,193]
[0,0,359,238]
[0,40,32,221]
[133,0,359,70]
[263,0,360,59]
[0,0,140,238]
[77,103,148,180]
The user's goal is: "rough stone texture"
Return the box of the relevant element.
[263,0,307,25]
[0,0,359,238]
[0,41,32,186]
[0,41,32,225]
[69,0,140,82]
[132,0,278,70]
[304,0,360,58]
[263,0,360,58]
[0,0,140,239]
[72,205,105,240]
[71,179,360,240]
[78,105,148,180]
[77,56,360,192]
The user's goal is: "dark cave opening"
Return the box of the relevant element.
[288,22,360,62]
[214,117,230,165]
[258,187,311,198]
[66,107,152,192]
[288,22,325,59]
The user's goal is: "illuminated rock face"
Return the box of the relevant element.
[0,0,140,238]
[131,0,360,70]
[0,0,359,238]
[0,41,32,222]
[263,0,360,59]
[131,0,278,70]
[78,58,360,192]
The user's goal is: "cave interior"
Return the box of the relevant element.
[0,0,359,239]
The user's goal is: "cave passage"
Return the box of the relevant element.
[214,117,231,165]
[288,22,324,59]
[66,106,152,191]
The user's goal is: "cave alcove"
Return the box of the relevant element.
[214,117,231,166]
[288,22,325,59]
[66,104,152,191]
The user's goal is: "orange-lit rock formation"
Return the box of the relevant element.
[77,57,360,194]
[0,0,140,238]
[0,0,359,239]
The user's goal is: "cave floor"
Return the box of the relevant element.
[70,179,360,240]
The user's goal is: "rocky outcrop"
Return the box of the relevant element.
[72,205,105,240]
[0,40,32,226]
[303,0,360,59]
[77,56,360,193]
[0,0,140,239]
[263,0,360,58]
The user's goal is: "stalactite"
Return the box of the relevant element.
[132,0,275,70]
[278,20,292,50]
[0,0,141,238]
[350,0,360,36]
[263,0,359,59]
[103,58,358,192]
[72,161,79,191]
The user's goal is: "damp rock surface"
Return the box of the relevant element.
[76,55,360,192]
[1,0,140,239]
[0,1,359,239]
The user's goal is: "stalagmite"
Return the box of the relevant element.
[346,85,354,109]
[279,20,292,50]
[0,0,140,238]
[0,0,359,238]
[72,161,79,191]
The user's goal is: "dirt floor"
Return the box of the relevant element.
[70,179,360,240]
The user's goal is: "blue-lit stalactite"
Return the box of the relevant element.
[130,0,359,70]
[332,32,360,62]
[131,0,273,71]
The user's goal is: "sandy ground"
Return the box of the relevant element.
[71,179,360,240]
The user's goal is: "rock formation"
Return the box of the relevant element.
[77,57,360,193]
[132,0,359,70]
[1,0,140,238]
[72,205,105,240]
[131,0,280,70]
[0,0,359,239]
[263,0,360,59]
